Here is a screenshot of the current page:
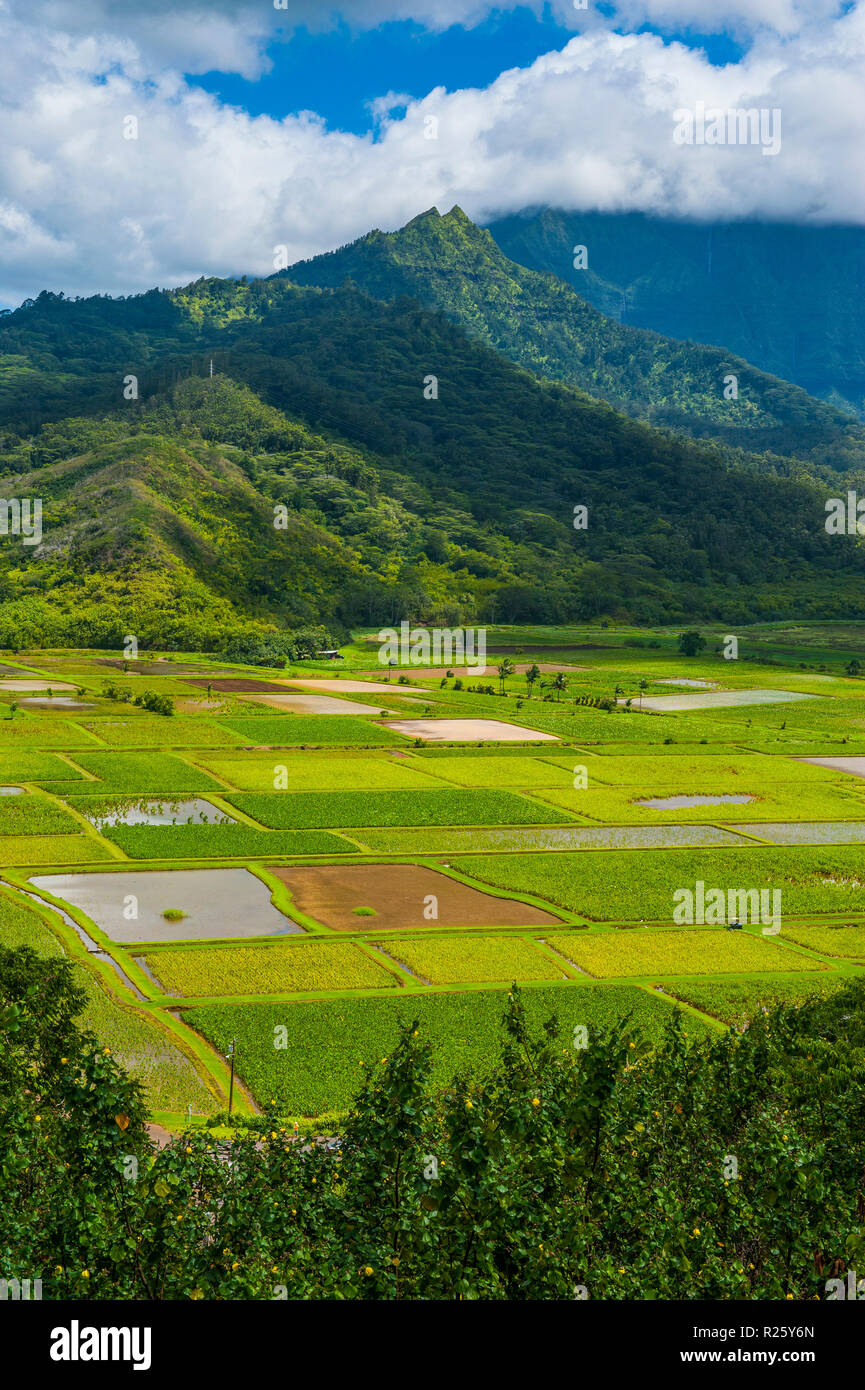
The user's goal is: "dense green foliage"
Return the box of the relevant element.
[290,206,865,468]
[1,210,864,640]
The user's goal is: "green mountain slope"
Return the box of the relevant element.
[487,210,865,418]
[1,277,864,643]
[286,207,865,474]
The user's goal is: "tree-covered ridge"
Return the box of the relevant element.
[488,210,865,418]
[1,231,864,644]
[286,206,865,476]
[1,305,865,642]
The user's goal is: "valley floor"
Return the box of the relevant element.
[2,621,864,1129]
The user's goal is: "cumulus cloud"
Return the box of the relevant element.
[0,1,862,302]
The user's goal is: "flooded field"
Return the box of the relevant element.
[18,697,95,710]
[282,679,401,694]
[79,798,235,828]
[636,794,755,809]
[729,821,865,844]
[354,824,753,854]
[629,689,818,712]
[29,868,301,942]
[799,756,865,777]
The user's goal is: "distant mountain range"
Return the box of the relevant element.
[487,210,865,419]
[287,206,865,474]
[0,206,862,648]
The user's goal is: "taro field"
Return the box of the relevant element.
[3,626,865,1126]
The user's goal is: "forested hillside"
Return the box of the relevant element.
[0,226,863,649]
[286,207,865,474]
[488,210,865,418]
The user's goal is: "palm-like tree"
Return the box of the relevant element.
[525,662,541,698]
[497,658,515,694]
[638,678,648,711]
[552,671,568,703]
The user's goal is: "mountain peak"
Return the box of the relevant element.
[405,207,443,228]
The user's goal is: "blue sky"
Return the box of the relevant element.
[0,0,860,303]
[192,10,745,135]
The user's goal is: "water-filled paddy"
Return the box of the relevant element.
[627,689,818,712]
[655,679,714,688]
[636,794,755,809]
[728,821,865,844]
[79,797,235,828]
[281,679,400,694]
[800,756,865,777]
[29,868,301,942]
[18,697,95,710]
[354,824,753,853]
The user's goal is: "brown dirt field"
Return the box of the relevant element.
[270,863,560,931]
[185,678,287,692]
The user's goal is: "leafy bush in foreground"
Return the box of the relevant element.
[2,945,864,1301]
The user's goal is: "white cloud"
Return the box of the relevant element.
[0,2,862,302]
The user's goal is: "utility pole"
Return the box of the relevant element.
[227,1039,236,1117]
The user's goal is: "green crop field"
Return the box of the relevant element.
[544,927,827,978]
[142,940,396,997]
[777,922,865,959]
[75,717,245,748]
[0,717,97,747]
[409,755,576,788]
[216,716,403,745]
[226,788,572,829]
[59,752,224,793]
[0,833,114,864]
[0,751,87,782]
[452,845,865,921]
[0,793,84,835]
[662,974,849,1025]
[187,984,706,1114]
[386,934,568,984]
[194,753,445,791]
[102,824,350,859]
[533,781,863,823]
